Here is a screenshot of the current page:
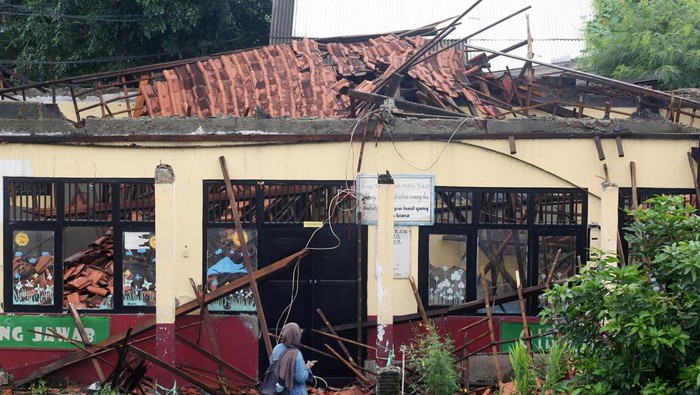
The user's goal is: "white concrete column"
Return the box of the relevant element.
[376,172,395,368]
[599,180,619,254]
[154,164,176,383]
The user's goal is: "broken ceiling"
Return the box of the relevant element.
[1,7,700,127]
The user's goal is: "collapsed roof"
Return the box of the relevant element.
[1,7,700,129]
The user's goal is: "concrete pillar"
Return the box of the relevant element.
[376,172,395,368]
[599,180,619,254]
[154,164,176,385]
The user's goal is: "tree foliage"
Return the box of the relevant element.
[0,0,271,81]
[541,195,700,394]
[584,0,700,89]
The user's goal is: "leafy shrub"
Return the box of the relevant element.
[507,339,570,395]
[541,195,700,394]
[29,379,48,395]
[408,323,459,395]
[508,340,537,395]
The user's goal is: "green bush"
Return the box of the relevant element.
[508,340,537,395]
[408,323,459,395]
[507,339,570,395]
[541,195,700,394]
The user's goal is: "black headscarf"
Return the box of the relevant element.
[278,322,302,390]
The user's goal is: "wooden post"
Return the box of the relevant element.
[317,308,356,365]
[68,304,105,382]
[594,136,605,161]
[189,278,226,390]
[462,332,470,391]
[409,276,430,326]
[219,156,273,357]
[515,271,532,353]
[578,95,585,118]
[508,135,517,155]
[121,76,132,118]
[630,161,639,210]
[615,136,624,157]
[479,268,503,386]
[97,82,106,118]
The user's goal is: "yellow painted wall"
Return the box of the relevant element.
[0,136,695,315]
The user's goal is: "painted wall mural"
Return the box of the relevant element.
[12,230,55,306]
[206,228,258,312]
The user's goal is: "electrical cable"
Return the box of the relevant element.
[0,38,245,65]
[0,1,168,22]
[273,187,359,336]
[385,117,469,171]
[345,109,380,189]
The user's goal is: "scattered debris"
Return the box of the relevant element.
[63,230,114,309]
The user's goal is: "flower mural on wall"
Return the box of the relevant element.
[122,231,156,306]
[429,266,466,306]
[12,231,54,306]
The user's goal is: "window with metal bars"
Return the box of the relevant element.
[4,178,155,313]
[202,180,356,313]
[204,181,356,225]
[422,187,587,316]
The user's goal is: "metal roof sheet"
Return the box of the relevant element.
[290,0,592,69]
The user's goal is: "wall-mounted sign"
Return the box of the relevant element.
[500,322,555,352]
[0,315,110,349]
[357,174,434,225]
[393,227,411,278]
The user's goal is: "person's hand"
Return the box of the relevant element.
[305,360,317,369]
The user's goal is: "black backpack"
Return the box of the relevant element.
[260,350,289,395]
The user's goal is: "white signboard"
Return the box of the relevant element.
[357,174,434,225]
[393,227,411,278]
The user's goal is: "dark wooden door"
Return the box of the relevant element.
[258,225,363,386]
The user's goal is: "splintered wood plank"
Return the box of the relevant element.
[69,303,105,382]
[219,156,272,356]
[15,248,308,387]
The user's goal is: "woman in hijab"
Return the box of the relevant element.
[270,322,315,394]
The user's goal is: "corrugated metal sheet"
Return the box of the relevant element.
[269,0,296,44]
[290,0,592,69]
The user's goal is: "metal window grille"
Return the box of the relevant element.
[118,183,155,222]
[263,184,355,224]
[7,180,57,222]
[206,183,258,224]
[532,191,584,225]
[63,182,112,222]
[478,192,528,225]
[206,182,356,225]
[435,191,473,224]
